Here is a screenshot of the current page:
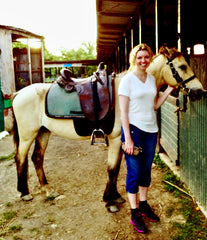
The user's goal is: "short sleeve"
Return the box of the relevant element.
[118,74,130,97]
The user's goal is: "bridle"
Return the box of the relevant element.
[166,57,196,112]
[166,57,196,95]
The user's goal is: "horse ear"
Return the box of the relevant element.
[159,45,170,57]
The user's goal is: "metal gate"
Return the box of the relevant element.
[179,93,207,212]
[160,92,207,213]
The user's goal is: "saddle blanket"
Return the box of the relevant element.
[46,83,85,118]
[46,74,114,120]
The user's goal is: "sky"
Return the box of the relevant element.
[0,0,97,55]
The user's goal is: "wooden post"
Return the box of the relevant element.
[131,28,134,49]
[155,0,159,53]
[177,0,181,51]
[27,39,32,85]
[139,14,142,44]
[41,40,45,82]
[0,29,15,95]
[124,35,127,70]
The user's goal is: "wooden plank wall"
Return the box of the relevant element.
[160,95,179,165]
[0,29,16,95]
[190,54,207,90]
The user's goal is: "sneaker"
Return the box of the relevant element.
[130,211,148,233]
[139,203,160,222]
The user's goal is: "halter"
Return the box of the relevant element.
[166,57,196,95]
[166,56,196,112]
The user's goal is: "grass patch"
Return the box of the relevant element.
[8,224,22,232]
[153,154,207,240]
[3,211,16,221]
[0,211,22,238]
[44,195,56,202]
[0,152,16,162]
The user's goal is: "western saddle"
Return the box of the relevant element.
[56,62,114,145]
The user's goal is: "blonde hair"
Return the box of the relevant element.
[129,43,154,71]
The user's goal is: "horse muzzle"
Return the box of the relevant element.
[188,88,204,101]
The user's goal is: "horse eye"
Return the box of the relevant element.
[179,65,187,71]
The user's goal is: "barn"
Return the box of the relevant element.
[95,0,207,216]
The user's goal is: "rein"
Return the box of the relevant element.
[166,57,196,112]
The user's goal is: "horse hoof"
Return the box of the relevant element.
[114,197,126,204]
[21,194,33,201]
[105,203,120,213]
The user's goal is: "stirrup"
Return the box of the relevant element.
[91,129,108,146]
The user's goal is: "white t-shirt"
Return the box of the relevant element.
[118,71,158,133]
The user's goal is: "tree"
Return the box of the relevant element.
[44,41,96,61]
[44,41,97,79]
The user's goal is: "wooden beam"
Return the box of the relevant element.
[102,0,142,3]
[98,11,133,18]
[99,24,126,30]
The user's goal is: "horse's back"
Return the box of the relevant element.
[13,83,50,134]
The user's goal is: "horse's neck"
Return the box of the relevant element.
[147,55,166,90]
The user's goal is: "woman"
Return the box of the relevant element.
[118,43,173,234]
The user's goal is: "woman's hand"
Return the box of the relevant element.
[119,95,135,155]
[124,138,134,155]
[154,85,175,111]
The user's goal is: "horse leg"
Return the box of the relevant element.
[15,138,36,200]
[103,136,125,212]
[31,127,51,188]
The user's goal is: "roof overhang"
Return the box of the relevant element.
[96,0,148,61]
[0,25,44,41]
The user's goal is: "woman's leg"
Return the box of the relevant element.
[139,186,148,201]
[138,131,160,222]
[128,192,138,209]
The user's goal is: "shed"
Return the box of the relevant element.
[0,25,44,96]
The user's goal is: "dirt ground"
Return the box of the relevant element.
[0,134,185,240]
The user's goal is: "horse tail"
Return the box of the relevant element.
[12,112,19,150]
[10,93,19,150]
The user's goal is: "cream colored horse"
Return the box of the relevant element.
[10,46,203,213]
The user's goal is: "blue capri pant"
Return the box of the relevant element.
[121,124,158,194]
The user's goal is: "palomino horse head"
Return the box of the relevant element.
[149,46,204,101]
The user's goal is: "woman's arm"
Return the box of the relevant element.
[154,85,174,111]
[119,95,134,155]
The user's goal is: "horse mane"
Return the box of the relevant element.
[158,45,183,61]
